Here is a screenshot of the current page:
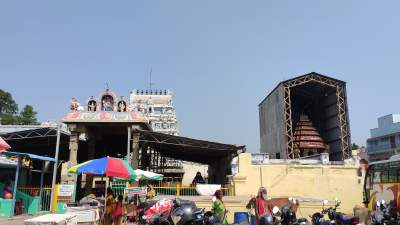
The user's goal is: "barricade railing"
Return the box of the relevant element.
[153,184,234,196]
[109,182,234,197]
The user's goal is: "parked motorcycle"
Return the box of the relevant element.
[311,200,333,225]
[371,200,399,225]
[280,198,309,225]
[328,199,360,225]
[311,199,359,225]
[259,206,283,225]
[147,198,208,225]
[170,199,205,225]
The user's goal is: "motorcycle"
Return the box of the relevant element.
[371,200,399,225]
[328,199,360,225]
[311,199,334,225]
[280,197,309,225]
[311,199,360,225]
[147,198,207,225]
[170,199,205,225]
[259,206,283,225]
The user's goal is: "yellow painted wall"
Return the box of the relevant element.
[232,153,364,216]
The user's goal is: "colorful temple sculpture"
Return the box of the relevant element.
[293,114,328,157]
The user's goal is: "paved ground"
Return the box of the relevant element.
[0,214,37,225]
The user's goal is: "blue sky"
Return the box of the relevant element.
[1,1,399,152]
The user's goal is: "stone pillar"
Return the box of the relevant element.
[127,126,131,163]
[61,124,79,184]
[131,130,140,169]
[69,131,79,166]
[84,130,96,195]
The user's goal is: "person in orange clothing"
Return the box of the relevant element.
[104,188,115,225]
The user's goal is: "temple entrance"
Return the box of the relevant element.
[61,89,245,197]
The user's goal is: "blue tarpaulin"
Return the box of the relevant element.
[1,151,55,162]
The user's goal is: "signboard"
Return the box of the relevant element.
[125,187,146,198]
[58,185,74,197]
[55,184,76,214]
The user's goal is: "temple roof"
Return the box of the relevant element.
[62,111,149,124]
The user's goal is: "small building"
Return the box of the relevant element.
[259,72,351,161]
[367,114,400,161]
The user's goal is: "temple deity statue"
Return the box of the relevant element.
[117,100,127,112]
[70,98,80,111]
[101,95,114,111]
[88,96,97,112]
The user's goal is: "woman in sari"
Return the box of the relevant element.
[104,188,115,225]
[212,190,228,225]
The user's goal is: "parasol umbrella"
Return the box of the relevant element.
[0,136,10,152]
[68,156,137,181]
[68,156,137,222]
[134,169,163,181]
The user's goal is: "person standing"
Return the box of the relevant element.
[104,188,115,225]
[192,172,206,185]
[2,181,12,198]
[255,187,272,225]
[212,190,228,225]
[112,195,124,225]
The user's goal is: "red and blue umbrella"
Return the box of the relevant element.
[0,137,10,152]
[68,156,137,181]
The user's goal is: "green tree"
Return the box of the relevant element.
[0,89,18,124]
[0,89,40,125]
[17,105,39,125]
[351,143,360,150]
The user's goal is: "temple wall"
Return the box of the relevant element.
[233,153,364,216]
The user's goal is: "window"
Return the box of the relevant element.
[389,170,398,183]
[390,136,396,148]
[381,170,389,183]
[154,123,161,129]
[373,171,381,183]
[275,153,281,159]
[154,107,163,114]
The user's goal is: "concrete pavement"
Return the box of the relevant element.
[0,214,37,225]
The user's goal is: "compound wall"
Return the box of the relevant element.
[232,153,364,216]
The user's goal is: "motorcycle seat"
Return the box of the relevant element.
[298,218,308,223]
[340,214,356,222]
